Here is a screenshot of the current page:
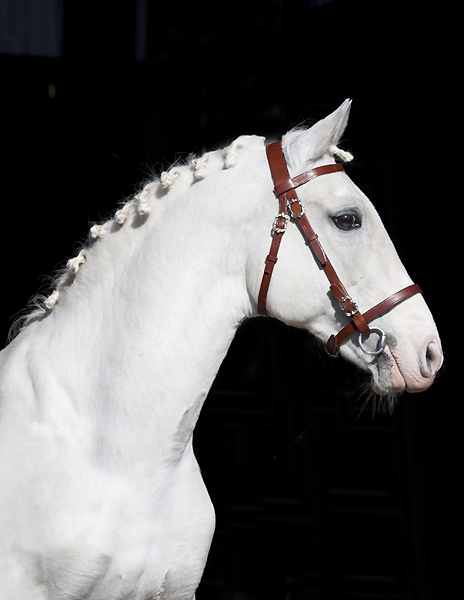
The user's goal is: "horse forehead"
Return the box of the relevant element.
[301,171,367,208]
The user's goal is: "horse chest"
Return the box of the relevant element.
[1,423,214,600]
[77,463,214,599]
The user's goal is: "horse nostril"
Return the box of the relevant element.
[425,342,442,376]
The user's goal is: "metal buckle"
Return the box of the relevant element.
[339,295,359,317]
[358,327,386,356]
[287,199,305,219]
[272,212,290,234]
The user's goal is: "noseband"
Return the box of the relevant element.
[258,141,422,357]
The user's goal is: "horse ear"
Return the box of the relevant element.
[283,99,352,171]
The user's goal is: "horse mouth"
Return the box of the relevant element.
[384,347,407,392]
[369,347,403,392]
[370,342,439,403]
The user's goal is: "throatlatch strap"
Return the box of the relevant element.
[257,143,292,315]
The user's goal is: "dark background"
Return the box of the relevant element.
[1,1,457,599]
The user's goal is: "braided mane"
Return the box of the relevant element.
[9,134,352,342]
[8,136,261,340]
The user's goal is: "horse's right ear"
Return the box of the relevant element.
[283,99,352,172]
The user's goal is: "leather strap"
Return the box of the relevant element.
[259,141,366,334]
[258,143,291,314]
[258,142,347,315]
[257,191,287,315]
[274,163,345,196]
[326,284,422,355]
[259,140,423,357]
[292,208,371,338]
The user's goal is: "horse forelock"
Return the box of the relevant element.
[7,135,264,342]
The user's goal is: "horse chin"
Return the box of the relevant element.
[361,348,406,414]
[377,347,406,393]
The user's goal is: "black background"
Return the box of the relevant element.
[1,1,457,598]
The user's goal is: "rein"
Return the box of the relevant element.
[258,141,422,357]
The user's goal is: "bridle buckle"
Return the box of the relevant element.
[339,295,359,318]
[287,198,305,219]
[272,212,290,234]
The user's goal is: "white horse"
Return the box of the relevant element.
[0,100,442,599]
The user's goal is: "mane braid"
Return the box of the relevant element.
[7,135,260,343]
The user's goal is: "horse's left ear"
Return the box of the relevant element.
[283,99,352,171]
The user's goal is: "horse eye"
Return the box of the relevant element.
[333,213,361,231]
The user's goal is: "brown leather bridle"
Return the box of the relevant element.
[258,141,422,357]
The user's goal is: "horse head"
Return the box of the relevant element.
[251,100,442,406]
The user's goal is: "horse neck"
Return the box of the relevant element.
[18,172,257,469]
